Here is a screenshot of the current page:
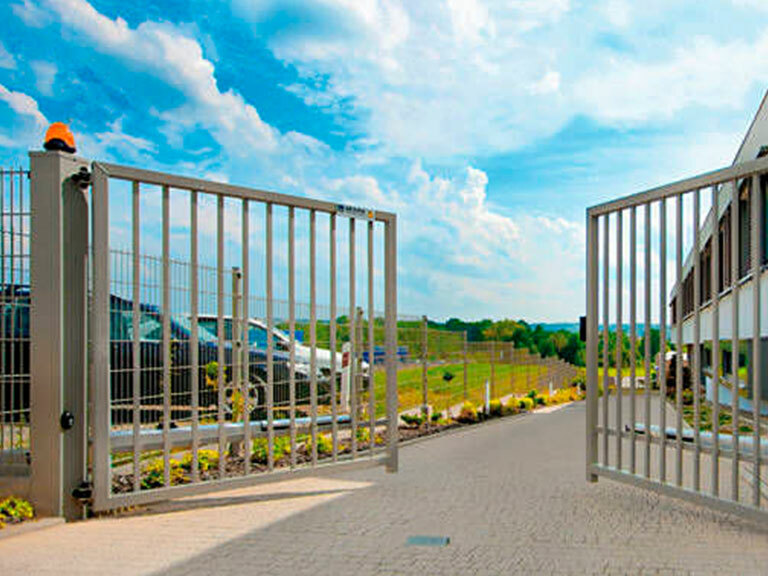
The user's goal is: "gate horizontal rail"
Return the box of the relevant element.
[586,152,768,522]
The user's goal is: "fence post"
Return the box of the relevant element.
[490,341,496,399]
[421,315,428,419]
[462,331,468,401]
[29,151,89,520]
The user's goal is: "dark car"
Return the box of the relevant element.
[0,287,304,426]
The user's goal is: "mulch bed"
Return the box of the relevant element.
[110,410,544,494]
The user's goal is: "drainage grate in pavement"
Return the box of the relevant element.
[405,535,450,547]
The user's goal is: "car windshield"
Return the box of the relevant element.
[110,308,217,343]
[198,317,270,349]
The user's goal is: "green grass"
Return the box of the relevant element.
[597,366,647,379]
[367,361,564,416]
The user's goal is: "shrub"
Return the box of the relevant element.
[526,389,538,400]
[307,434,333,455]
[356,427,371,445]
[401,413,425,427]
[534,395,546,406]
[489,399,503,417]
[503,399,520,416]
[205,361,220,388]
[456,401,478,423]
[252,437,290,465]
[141,458,188,490]
[180,449,219,473]
[430,411,443,423]
[0,496,34,528]
[518,397,534,411]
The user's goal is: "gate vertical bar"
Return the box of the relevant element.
[288,207,296,469]
[385,215,398,472]
[602,215,609,466]
[329,214,338,461]
[644,203,652,478]
[242,200,250,475]
[629,206,637,475]
[586,210,599,482]
[711,186,720,496]
[190,191,200,482]
[266,203,274,471]
[367,220,375,455]
[309,210,318,466]
[659,198,667,483]
[675,192,684,487]
[693,189,701,491]
[131,181,141,491]
[731,181,740,502]
[216,196,226,477]
[90,163,111,512]
[751,174,762,507]
[616,211,623,470]
[349,219,357,458]
[162,185,171,487]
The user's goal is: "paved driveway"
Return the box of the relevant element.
[2,402,768,575]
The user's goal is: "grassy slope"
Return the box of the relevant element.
[368,362,559,416]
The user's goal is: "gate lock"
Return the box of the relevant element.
[60,410,75,431]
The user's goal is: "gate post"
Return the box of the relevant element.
[29,151,89,519]
[384,215,398,473]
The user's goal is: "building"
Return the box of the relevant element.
[671,90,768,408]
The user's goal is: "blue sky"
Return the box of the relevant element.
[1,0,767,321]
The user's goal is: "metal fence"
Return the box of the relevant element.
[395,319,580,418]
[0,169,30,476]
[586,154,768,524]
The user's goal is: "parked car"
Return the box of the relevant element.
[0,287,305,425]
[197,315,369,379]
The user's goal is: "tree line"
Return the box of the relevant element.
[428,318,663,368]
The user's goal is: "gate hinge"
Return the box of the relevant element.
[72,480,93,503]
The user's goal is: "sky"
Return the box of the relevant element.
[1,0,767,322]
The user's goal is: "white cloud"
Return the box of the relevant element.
[11,0,50,28]
[529,70,560,95]
[42,0,280,154]
[0,42,16,70]
[574,32,768,125]
[89,117,157,159]
[236,0,573,158]
[0,84,47,151]
[31,61,57,96]
[0,84,47,127]
[601,0,632,28]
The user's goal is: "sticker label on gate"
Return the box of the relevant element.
[336,203,375,220]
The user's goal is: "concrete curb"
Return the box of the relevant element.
[0,517,64,542]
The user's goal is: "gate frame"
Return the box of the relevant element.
[88,161,399,513]
[585,153,768,525]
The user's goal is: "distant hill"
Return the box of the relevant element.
[535,323,663,337]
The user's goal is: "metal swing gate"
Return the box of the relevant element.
[586,154,768,524]
[13,150,398,519]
